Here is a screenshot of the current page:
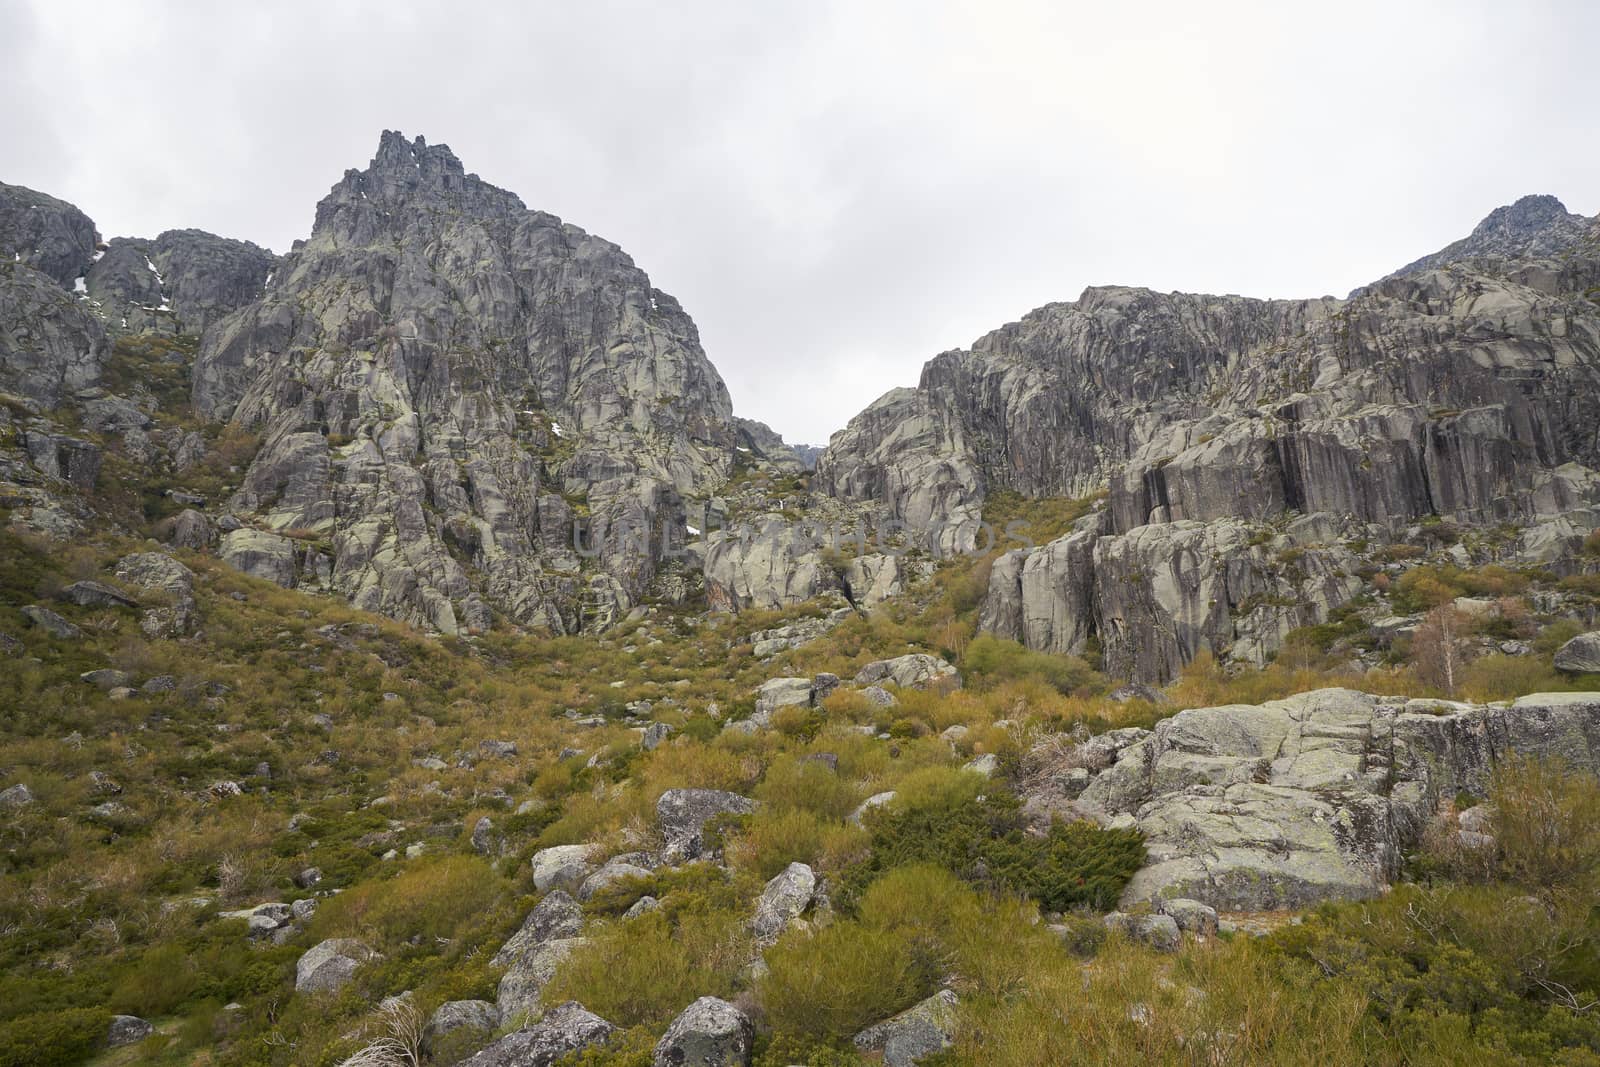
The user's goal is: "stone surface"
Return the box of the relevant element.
[1554,631,1600,673]
[530,844,597,894]
[114,552,200,638]
[295,938,379,993]
[106,1014,154,1048]
[457,1000,614,1067]
[191,131,745,635]
[652,996,754,1067]
[656,788,755,862]
[496,937,586,1021]
[20,604,80,639]
[750,861,816,945]
[1060,688,1600,910]
[852,653,961,691]
[425,998,499,1040]
[853,988,959,1067]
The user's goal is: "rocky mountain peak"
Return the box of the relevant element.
[1371,192,1593,286]
[312,131,528,241]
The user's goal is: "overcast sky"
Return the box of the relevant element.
[4,1,1597,445]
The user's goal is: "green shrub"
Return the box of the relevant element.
[843,784,1144,912]
[758,922,931,1040]
[0,1008,110,1067]
[962,635,1101,695]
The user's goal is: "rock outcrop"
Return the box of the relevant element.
[816,196,1600,681]
[0,182,98,289]
[1056,688,1600,911]
[191,131,743,634]
[85,229,275,335]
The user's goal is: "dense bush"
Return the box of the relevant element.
[961,635,1101,695]
[841,774,1143,912]
[0,1008,110,1067]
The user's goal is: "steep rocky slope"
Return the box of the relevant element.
[820,197,1600,681]
[190,131,749,634]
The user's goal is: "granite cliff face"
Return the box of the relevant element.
[821,197,1600,681]
[191,132,743,633]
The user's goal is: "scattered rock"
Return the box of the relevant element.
[653,996,754,1067]
[530,844,597,894]
[624,895,661,919]
[853,988,959,1067]
[848,791,896,827]
[657,789,756,863]
[0,783,36,809]
[294,867,322,889]
[493,892,586,973]
[1157,898,1219,937]
[496,937,586,1021]
[578,859,652,901]
[295,938,380,993]
[106,1014,154,1048]
[458,1000,614,1067]
[751,862,816,945]
[20,605,80,639]
[1554,631,1600,673]
[853,654,961,691]
[57,580,136,610]
[425,999,500,1042]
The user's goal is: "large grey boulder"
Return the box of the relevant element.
[457,1001,614,1067]
[496,937,586,1022]
[0,783,35,809]
[530,844,597,894]
[652,996,753,1067]
[295,938,379,993]
[1554,631,1600,673]
[20,605,80,639]
[425,999,499,1042]
[106,1015,154,1048]
[57,580,136,610]
[114,552,199,638]
[750,862,815,945]
[220,529,298,588]
[656,789,755,863]
[852,654,960,691]
[491,889,584,967]
[853,988,959,1067]
[753,676,814,724]
[577,859,652,902]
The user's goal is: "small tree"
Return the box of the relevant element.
[1412,604,1465,696]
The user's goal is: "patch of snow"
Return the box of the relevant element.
[92,249,104,262]
[73,276,86,294]
[649,296,659,311]
[686,524,701,535]
[11,252,18,262]
[143,255,166,287]
[550,422,564,438]
[736,446,750,452]
[263,271,274,288]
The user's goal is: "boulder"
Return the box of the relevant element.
[853,988,959,1067]
[221,528,298,588]
[106,1015,154,1048]
[1157,898,1219,937]
[853,654,961,691]
[295,938,379,993]
[1105,911,1182,952]
[750,862,816,945]
[457,1001,614,1067]
[652,996,754,1067]
[20,605,80,639]
[577,859,652,902]
[530,844,597,893]
[656,789,755,863]
[1554,631,1600,673]
[80,669,132,690]
[753,676,814,723]
[1,783,37,809]
[114,552,200,637]
[168,508,213,549]
[425,999,499,1041]
[57,580,136,609]
[848,791,896,827]
[496,937,586,1021]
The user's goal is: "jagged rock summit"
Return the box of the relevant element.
[192,131,747,634]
